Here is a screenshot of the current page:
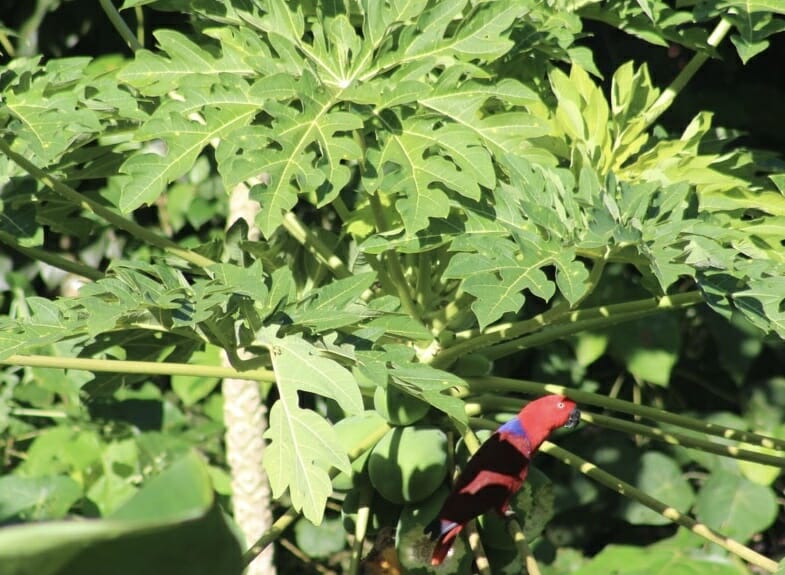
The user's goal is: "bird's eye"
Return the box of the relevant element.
[557,402,564,408]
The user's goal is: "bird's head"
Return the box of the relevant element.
[520,394,581,434]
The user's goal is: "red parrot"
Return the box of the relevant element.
[427,394,580,566]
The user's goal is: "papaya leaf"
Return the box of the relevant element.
[256,327,363,523]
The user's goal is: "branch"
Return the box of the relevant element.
[0,231,104,281]
[281,212,351,279]
[641,18,733,130]
[0,138,217,270]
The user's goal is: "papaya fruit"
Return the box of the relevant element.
[368,426,448,504]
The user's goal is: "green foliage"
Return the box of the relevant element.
[570,528,749,575]
[0,452,242,575]
[1,0,785,574]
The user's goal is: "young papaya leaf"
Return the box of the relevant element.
[255,327,363,522]
[264,401,350,524]
[118,30,254,96]
[389,362,467,424]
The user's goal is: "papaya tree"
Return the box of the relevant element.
[1,1,785,574]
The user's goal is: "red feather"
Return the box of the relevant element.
[428,394,579,566]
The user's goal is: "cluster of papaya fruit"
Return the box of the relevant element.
[332,384,557,574]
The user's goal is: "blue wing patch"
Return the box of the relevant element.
[497,417,528,438]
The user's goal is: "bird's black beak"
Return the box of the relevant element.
[564,408,581,429]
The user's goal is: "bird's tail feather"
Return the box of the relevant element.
[428,520,463,566]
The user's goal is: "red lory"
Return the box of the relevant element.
[427,394,580,566]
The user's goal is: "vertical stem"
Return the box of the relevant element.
[348,482,373,575]
[98,0,143,52]
[508,521,542,575]
[224,183,275,575]
[368,192,421,320]
[224,375,276,575]
[281,212,351,279]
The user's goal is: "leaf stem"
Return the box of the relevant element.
[10,407,69,419]
[457,426,491,575]
[97,0,142,52]
[482,291,702,360]
[540,441,778,573]
[465,522,492,575]
[507,521,542,575]
[641,18,732,130]
[584,410,785,468]
[332,197,353,225]
[464,377,785,451]
[0,354,276,382]
[243,507,300,565]
[347,481,373,575]
[0,138,217,269]
[367,192,421,320]
[281,212,351,279]
[435,291,703,368]
[0,231,104,281]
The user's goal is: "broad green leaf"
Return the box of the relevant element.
[719,0,785,13]
[294,516,345,558]
[378,116,487,234]
[365,314,433,341]
[208,260,268,303]
[620,452,694,525]
[118,30,254,96]
[288,272,377,331]
[405,1,525,62]
[695,471,778,543]
[726,11,785,64]
[444,237,556,329]
[3,58,102,164]
[119,100,258,212]
[573,331,609,368]
[737,437,784,486]
[359,219,461,254]
[573,541,746,575]
[420,76,548,157]
[0,475,81,522]
[579,1,708,49]
[732,272,785,339]
[607,313,681,387]
[400,1,468,61]
[86,439,141,516]
[256,328,362,522]
[18,427,103,477]
[303,272,377,312]
[0,453,243,575]
[390,363,468,424]
[264,401,350,524]
[223,75,363,236]
[0,298,77,360]
[259,330,363,415]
